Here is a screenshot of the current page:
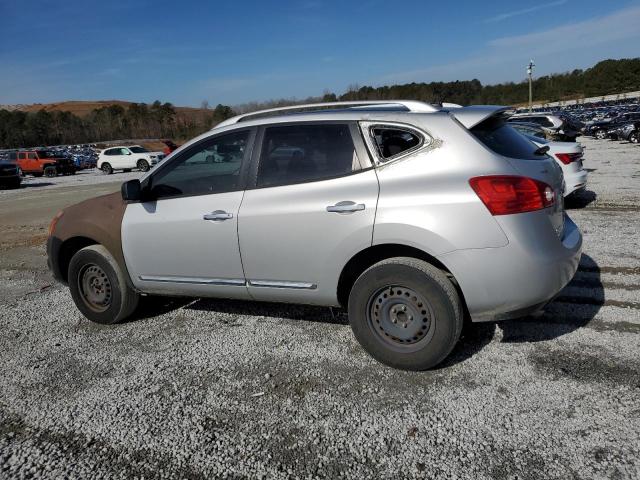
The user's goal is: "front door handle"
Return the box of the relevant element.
[203,210,233,221]
[326,201,365,214]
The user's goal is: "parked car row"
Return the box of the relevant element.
[0,142,172,189]
[516,97,640,145]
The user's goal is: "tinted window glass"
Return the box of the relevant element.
[471,117,545,161]
[27,153,37,160]
[8,152,16,160]
[129,146,148,153]
[104,149,118,156]
[540,117,554,127]
[371,127,422,159]
[150,130,250,198]
[119,148,130,155]
[256,124,360,187]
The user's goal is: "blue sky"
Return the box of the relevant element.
[1,0,640,107]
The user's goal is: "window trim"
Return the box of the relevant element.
[246,120,373,190]
[359,121,432,165]
[141,127,256,201]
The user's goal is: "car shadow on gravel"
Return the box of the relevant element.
[17,182,55,189]
[498,254,603,343]
[565,189,597,209]
[186,298,350,325]
[127,255,602,368]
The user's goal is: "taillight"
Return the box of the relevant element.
[469,175,555,215]
[555,153,582,165]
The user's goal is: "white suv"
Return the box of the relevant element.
[97,145,164,174]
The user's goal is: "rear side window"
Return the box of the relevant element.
[104,148,118,156]
[471,117,544,161]
[371,127,422,160]
[256,124,361,188]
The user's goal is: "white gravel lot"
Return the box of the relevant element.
[0,137,639,479]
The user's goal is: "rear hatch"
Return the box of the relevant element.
[457,109,565,238]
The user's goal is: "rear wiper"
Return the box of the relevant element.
[534,145,550,156]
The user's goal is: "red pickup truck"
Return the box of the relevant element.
[8,150,76,177]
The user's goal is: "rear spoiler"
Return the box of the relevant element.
[443,105,513,129]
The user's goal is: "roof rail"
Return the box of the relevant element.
[213,100,439,129]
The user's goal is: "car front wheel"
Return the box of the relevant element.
[348,257,463,371]
[137,159,150,172]
[630,131,639,144]
[68,245,139,324]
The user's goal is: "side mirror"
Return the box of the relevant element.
[121,179,142,202]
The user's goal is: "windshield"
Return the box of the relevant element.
[129,146,149,153]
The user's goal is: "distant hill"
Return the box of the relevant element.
[4,100,214,123]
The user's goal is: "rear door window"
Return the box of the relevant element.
[471,117,545,161]
[256,123,362,188]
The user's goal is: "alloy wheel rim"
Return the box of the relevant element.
[78,264,112,312]
[366,285,435,351]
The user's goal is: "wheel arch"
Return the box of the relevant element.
[56,236,99,283]
[336,243,467,310]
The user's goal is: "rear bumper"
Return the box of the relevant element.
[438,213,582,322]
[564,169,588,196]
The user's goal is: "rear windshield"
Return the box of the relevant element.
[471,117,544,160]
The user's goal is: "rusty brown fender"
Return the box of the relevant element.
[47,191,133,287]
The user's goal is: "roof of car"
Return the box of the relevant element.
[210,101,510,132]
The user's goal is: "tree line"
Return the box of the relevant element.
[239,58,640,111]
[0,101,235,149]
[1,58,639,149]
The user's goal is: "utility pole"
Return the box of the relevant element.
[527,59,535,112]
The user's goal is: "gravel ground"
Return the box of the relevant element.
[0,137,639,479]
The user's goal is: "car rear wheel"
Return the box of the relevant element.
[68,245,139,324]
[101,163,113,175]
[44,166,57,177]
[137,159,150,172]
[348,257,463,371]
[595,129,607,140]
[630,131,639,144]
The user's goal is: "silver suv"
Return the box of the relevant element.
[47,101,582,370]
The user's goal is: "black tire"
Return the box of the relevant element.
[630,131,639,144]
[68,245,139,324]
[348,257,463,371]
[44,166,57,178]
[137,159,150,172]
[595,129,606,140]
[101,163,113,175]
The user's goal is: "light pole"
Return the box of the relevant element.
[527,59,535,112]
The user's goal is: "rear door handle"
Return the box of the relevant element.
[203,210,233,221]
[326,201,365,213]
